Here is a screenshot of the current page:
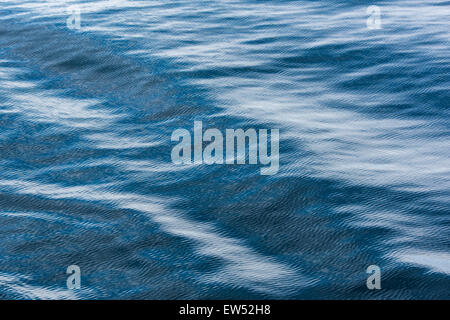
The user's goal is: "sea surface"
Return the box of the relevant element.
[0,0,449,299]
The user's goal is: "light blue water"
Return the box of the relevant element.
[0,0,449,299]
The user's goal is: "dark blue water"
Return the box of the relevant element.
[0,0,449,299]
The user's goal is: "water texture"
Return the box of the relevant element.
[0,0,449,299]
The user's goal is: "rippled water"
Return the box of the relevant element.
[0,0,449,299]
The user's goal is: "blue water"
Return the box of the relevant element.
[0,0,449,299]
